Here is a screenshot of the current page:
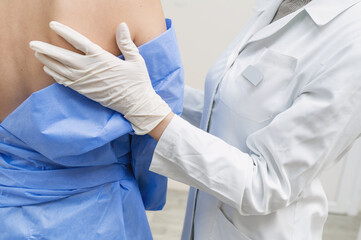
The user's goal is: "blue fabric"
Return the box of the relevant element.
[0,19,184,240]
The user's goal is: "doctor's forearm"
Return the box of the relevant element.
[150,115,254,213]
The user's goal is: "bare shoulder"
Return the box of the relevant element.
[53,0,166,52]
[121,0,167,46]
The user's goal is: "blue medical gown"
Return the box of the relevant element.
[0,19,183,240]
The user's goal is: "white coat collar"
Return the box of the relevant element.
[254,0,361,25]
[305,0,361,25]
[248,0,361,43]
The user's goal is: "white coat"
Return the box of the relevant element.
[150,0,361,239]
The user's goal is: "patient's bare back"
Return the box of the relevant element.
[0,0,166,122]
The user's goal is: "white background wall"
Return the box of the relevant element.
[161,0,255,90]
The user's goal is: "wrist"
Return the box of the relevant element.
[149,112,175,141]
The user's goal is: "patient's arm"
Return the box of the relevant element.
[0,0,166,122]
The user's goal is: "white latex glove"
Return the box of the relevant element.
[29,21,172,135]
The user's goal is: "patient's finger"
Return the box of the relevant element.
[49,21,102,55]
[30,41,82,68]
[35,52,73,79]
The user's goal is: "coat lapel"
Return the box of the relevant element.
[247,2,307,44]
[225,0,282,69]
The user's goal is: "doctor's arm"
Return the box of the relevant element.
[30,23,361,215]
[150,42,361,215]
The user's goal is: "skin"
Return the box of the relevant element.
[0,0,166,122]
[150,113,174,141]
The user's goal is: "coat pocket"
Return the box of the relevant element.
[210,208,251,240]
[219,48,298,123]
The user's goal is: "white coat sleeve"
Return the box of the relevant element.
[150,43,361,215]
[181,85,204,128]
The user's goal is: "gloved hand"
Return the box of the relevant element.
[29,21,172,135]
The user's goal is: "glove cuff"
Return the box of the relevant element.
[125,93,172,135]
